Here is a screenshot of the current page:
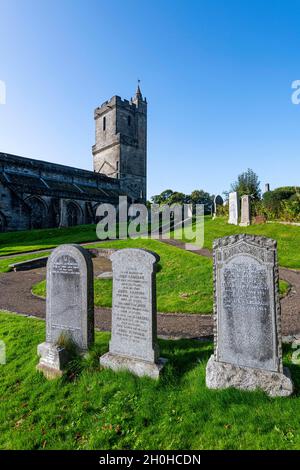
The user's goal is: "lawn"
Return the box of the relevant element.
[178,216,300,269]
[1,311,300,450]
[0,252,51,274]
[30,238,289,314]
[32,239,213,314]
[0,224,99,257]
[1,216,300,270]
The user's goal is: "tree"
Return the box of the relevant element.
[151,189,174,205]
[190,189,213,206]
[230,168,261,200]
[168,192,187,205]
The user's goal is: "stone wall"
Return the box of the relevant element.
[92,90,147,202]
[0,152,123,232]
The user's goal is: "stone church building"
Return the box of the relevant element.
[0,86,147,232]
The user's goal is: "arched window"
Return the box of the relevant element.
[128,115,131,126]
[103,116,106,131]
[67,202,80,227]
[0,211,6,232]
[26,197,47,229]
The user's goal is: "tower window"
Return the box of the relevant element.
[128,115,131,126]
[103,116,106,131]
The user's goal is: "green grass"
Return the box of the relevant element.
[31,239,289,314]
[1,311,300,450]
[178,216,300,269]
[279,280,290,297]
[2,216,300,269]
[32,239,213,314]
[0,224,99,256]
[0,252,51,274]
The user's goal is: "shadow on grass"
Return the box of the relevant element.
[282,343,300,396]
[159,338,213,384]
[63,336,213,385]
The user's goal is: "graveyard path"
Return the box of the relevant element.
[278,267,300,336]
[160,238,300,338]
[0,267,213,339]
[1,242,300,338]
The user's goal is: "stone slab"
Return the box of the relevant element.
[228,192,240,225]
[99,248,166,379]
[46,244,94,351]
[97,271,113,279]
[36,342,69,380]
[240,195,251,226]
[206,355,293,397]
[100,352,167,379]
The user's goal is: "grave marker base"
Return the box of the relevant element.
[206,355,293,397]
[100,352,167,379]
[37,342,69,380]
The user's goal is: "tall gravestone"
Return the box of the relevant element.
[206,234,293,396]
[37,244,94,379]
[240,195,251,226]
[213,195,224,218]
[228,192,239,225]
[100,248,167,379]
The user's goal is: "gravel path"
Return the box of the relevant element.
[0,267,213,339]
[0,238,299,339]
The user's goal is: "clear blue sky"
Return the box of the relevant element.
[1,0,300,199]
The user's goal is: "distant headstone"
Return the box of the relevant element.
[213,195,224,218]
[100,248,167,379]
[228,192,240,225]
[240,195,251,226]
[206,234,293,397]
[0,340,6,365]
[37,244,94,379]
[265,183,270,193]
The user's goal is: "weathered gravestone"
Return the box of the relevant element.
[100,248,167,378]
[228,192,240,225]
[0,340,5,365]
[206,234,293,397]
[37,244,94,379]
[213,195,224,218]
[240,195,251,226]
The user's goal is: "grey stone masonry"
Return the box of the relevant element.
[206,234,293,397]
[100,248,167,378]
[240,195,251,226]
[92,85,147,202]
[228,192,240,225]
[37,244,94,379]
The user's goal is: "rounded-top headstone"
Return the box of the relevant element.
[214,195,224,206]
[46,244,94,350]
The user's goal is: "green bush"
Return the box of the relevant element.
[216,203,228,217]
[280,196,300,222]
[262,187,300,220]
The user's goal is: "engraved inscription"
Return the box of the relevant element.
[112,268,150,356]
[52,254,80,274]
[218,255,276,371]
[48,253,82,344]
[108,249,159,364]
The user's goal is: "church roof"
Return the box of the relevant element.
[0,152,123,203]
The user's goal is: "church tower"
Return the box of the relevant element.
[92,84,147,202]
